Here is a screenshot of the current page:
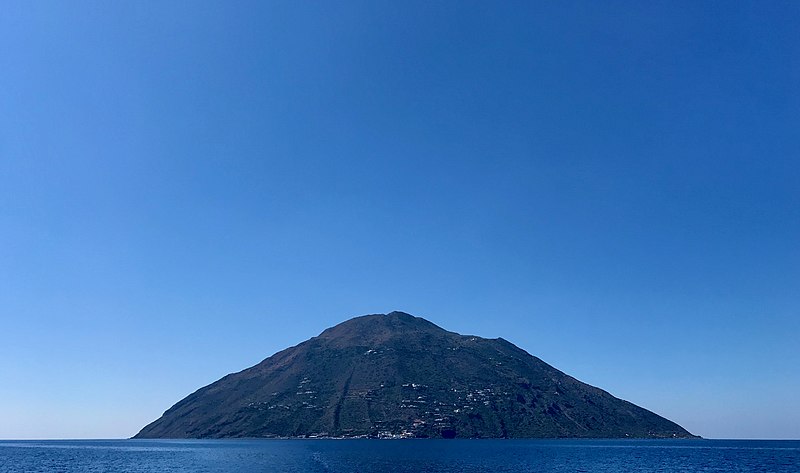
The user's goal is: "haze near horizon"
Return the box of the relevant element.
[1,1,798,440]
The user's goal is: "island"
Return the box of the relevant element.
[135,311,696,439]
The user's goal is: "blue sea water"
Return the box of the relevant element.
[1,439,798,472]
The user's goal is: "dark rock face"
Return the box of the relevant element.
[135,312,696,439]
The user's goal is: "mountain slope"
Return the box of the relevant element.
[135,312,695,439]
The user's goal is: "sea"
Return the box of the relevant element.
[1,439,798,472]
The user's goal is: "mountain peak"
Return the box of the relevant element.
[385,310,412,317]
[315,311,447,346]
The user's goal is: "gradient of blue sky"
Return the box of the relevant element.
[1,1,798,439]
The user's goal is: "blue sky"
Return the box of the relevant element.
[1,1,798,439]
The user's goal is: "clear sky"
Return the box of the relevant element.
[1,1,798,440]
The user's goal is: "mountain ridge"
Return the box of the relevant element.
[135,311,697,439]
